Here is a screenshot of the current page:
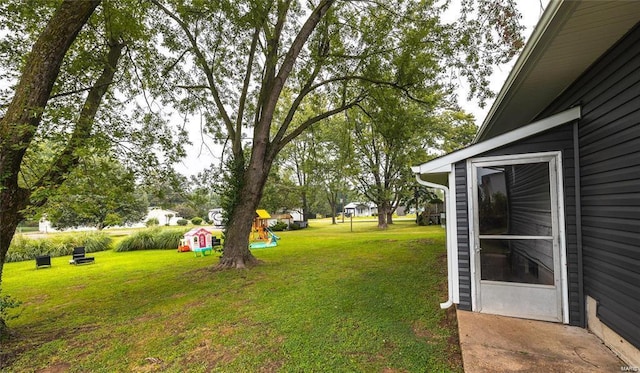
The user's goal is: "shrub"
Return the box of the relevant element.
[6,232,112,263]
[115,230,156,252]
[155,230,185,250]
[177,219,189,226]
[289,222,301,230]
[115,228,188,252]
[417,212,434,226]
[146,218,159,227]
[269,221,288,231]
[82,232,112,253]
[191,217,203,225]
[103,213,123,228]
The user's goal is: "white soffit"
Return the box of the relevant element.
[412,106,580,175]
[476,1,640,142]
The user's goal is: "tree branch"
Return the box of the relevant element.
[49,81,116,99]
[275,96,363,154]
[163,49,189,75]
[254,0,291,136]
[236,27,260,155]
[32,38,125,207]
[255,0,335,145]
[176,85,209,90]
[150,0,235,134]
[271,58,324,146]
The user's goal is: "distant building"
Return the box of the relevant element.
[267,213,294,227]
[344,202,377,217]
[145,207,183,226]
[38,207,184,233]
[38,217,96,233]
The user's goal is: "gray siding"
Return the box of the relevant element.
[455,161,471,311]
[538,23,640,348]
[454,127,580,324]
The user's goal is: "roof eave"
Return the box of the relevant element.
[414,106,581,175]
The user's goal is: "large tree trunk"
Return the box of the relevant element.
[217,154,271,269]
[0,0,100,337]
[0,186,30,293]
[330,203,337,224]
[218,191,261,269]
[377,201,390,229]
[301,191,310,222]
[377,212,387,229]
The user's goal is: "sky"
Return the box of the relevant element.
[174,0,550,177]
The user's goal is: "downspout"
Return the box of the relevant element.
[415,175,454,309]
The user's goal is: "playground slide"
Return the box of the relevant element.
[265,227,280,239]
[249,241,277,249]
[250,230,279,249]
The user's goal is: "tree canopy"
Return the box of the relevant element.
[146,0,524,268]
[42,155,148,230]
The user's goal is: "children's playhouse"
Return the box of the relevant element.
[179,227,213,255]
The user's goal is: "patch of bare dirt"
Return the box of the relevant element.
[257,359,284,373]
[439,302,464,371]
[38,362,71,372]
[182,337,237,370]
[1,322,105,370]
[132,357,166,372]
[381,367,409,373]
[412,320,435,340]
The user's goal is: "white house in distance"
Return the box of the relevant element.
[344,202,377,217]
[38,207,184,232]
[145,207,183,226]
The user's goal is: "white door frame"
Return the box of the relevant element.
[467,151,569,323]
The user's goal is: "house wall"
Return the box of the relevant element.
[538,23,640,349]
[454,125,581,325]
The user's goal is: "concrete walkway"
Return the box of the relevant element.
[456,310,626,372]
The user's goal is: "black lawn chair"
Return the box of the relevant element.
[71,247,95,265]
[35,255,51,269]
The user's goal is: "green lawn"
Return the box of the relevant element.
[0,219,462,372]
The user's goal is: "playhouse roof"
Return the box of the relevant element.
[255,209,271,219]
[184,227,211,237]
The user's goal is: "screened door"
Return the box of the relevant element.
[471,153,565,322]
